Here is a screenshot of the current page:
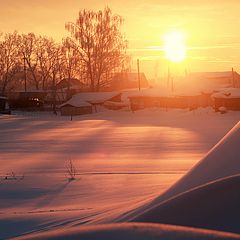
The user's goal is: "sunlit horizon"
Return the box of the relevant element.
[1,1,240,78]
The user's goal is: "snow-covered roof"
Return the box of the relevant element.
[125,88,172,98]
[59,99,91,108]
[70,92,120,104]
[59,92,121,108]
[124,88,204,99]
[212,88,240,98]
[104,101,129,108]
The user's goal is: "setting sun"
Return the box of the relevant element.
[163,31,186,63]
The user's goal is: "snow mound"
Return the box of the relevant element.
[151,120,240,204]
[12,223,240,240]
[133,174,240,234]
[116,121,240,222]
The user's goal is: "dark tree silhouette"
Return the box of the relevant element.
[0,31,20,95]
[65,7,127,91]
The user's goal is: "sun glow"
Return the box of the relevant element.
[163,31,186,62]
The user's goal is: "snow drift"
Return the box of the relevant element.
[12,223,240,240]
[116,121,240,222]
[151,120,240,204]
[133,174,240,233]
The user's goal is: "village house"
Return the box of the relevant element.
[127,89,212,111]
[59,92,122,116]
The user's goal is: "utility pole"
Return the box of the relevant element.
[137,59,141,91]
[23,57,27,92]
[232,67,235,87]
[167,64,170,88]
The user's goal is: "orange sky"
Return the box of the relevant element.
[1,0,240,79]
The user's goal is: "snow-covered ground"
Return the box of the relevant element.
[0,108,239,239]
[13,223,240,240]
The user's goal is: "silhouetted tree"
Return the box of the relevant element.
[0,31,20,95]
[60,38,81,98]
[65,6,127,91]
[36,36,57,90]
[20,33,40,90]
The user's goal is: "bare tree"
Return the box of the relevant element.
[65,6,127,91]
[20,33,40,90]
[0,31,20,95]
[50,44,62,113]
[60,38,82,98]
[36,36,56,90]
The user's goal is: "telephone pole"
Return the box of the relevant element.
[23,57,27,92]
[232,67,235,87]
[137,59,141,91]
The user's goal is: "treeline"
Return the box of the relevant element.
[0,7,129,95]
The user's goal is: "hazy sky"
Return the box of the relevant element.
[1,0,240,78]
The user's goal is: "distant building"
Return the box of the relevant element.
[186,71,240,88]
[126,88,212,111]
[59,92,122,116]
[8,91,46,109]
[129,94,212,111]
[60,101,93,116]
[109,72,149,90]
[212,88,240,111]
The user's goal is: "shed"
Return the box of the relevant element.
[59,101,92,116]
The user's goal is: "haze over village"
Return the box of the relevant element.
[0,1,240,240]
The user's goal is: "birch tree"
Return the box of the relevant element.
[65,7,127,91]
